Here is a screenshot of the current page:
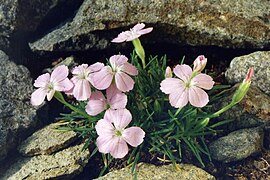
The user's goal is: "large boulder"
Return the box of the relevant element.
[0,50,46,161]
[30,0,270,54]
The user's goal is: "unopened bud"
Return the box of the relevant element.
[232,67,254,104]
[193,55,207,72]
[165,66,172,78]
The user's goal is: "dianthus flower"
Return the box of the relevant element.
[90,55,138,92]
[160,64,214,108]
[70,63,104,101]
[31,65,73,106]
[95,109,145,158]
[111,23,153,43]
[85,84,127,116]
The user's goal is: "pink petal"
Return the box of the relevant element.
[54,78,74,92]
[132,23,145,31]
[72,64,88,75]
[160,78,184,94]
[192,74,214,90]
[115,72,135,92]
[85,91,106,116]
[106,84,127,109]
[111,31,129,43]
[30,88,47,106]
[46,89,55,101]
[33,73,50,88]
[112,109,132,129]
[95,118,114,136]
[109,138,129,159]
[104,109,115,123]
[121,62,138,76]
[51,65,69,83]
[173,64,192,82]
[96,135,114,154]
[188,86,209,107]
[126,33,140,41]
[72,80,91,101]
[123,127,145,147]
[169,88,189,108]
[89,62,104,72]
[109,55,128,67]
[90,66,113,90]
[137,27,153,35]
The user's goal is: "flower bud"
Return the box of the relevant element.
[165,66,172,78]
[232,67,254,104]
[193,55,207,72]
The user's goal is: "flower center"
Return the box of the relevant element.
[114,129,123,137]
[48,82,54,90]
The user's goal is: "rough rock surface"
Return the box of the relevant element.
[226,51,270,95]
[19,123,78,156]
[0,50,46,161]
[209,127,264,163]
[213,86,270,131]
[96,163,215,180]
[30,0,270,53]
[1,143,90,180]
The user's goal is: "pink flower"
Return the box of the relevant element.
[111,23,153,43]
[71,63,104,101]
[31,65,73,106]
[95,109,145,158]
[85,85,127,116]
[160,64,214,108]
[90,55,138,92]
[193,55,207,73]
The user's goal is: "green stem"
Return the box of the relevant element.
[54,91,90,119]
[209,102,235,118]
[132,38,146,68]
[174,108,182,117]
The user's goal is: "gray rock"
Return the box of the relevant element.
[213,85,270,131]
[209,127,264,163]
[226,51,270,95]
[0,50,46,161]
[30,0,270,53]
[1,143,90,180]
[95,163,215,180]
[18,123,78,156]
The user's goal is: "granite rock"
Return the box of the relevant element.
[0,50,47,161]
[30,0,270,53]
[1,143,90,180]
[209,127,264,163]
[226,51,270,95]
[18,123,78,156]
[95,163,215,180]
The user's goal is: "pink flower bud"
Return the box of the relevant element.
[165,66,172,78]
[244,67,254,83]
[193,55,207,72]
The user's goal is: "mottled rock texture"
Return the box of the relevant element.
[226,51,270,95]
[0,50,46,162]
[209,127,264,163]
[96,163,215,180]
[30,0,270,53]
[19,123,77,156]
[1,143,90,180]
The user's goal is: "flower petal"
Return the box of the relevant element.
[189,86,209,107]
[111,31,130,43]
[123,127,145,147]
[33,73,50,88]
[46,89,55,101]
[173,64,192,82]
[72,64,88,75]
[90,66,113,90]
[132,23,145,31]
[54,78,74,92]
[160,78,184,94]
[112,109,132,129]
[51,65,69,83]
[95,118,114,136]
[86,91,106,116]
[169,88,189,108]
[89,62,104,72]
[30,88,47,106]
[192,74,214,90]
[137,27,153,35]
[72,80,91,101]
[106,85,127,109]
[109,138,129,159]
[115,72,135,92]
[96,135,114,154]
[121,62,138,76]
[110,55,128,67]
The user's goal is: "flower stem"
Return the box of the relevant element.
[54,91,90,119]
[209,102,235,118]
[132,38,146,68]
